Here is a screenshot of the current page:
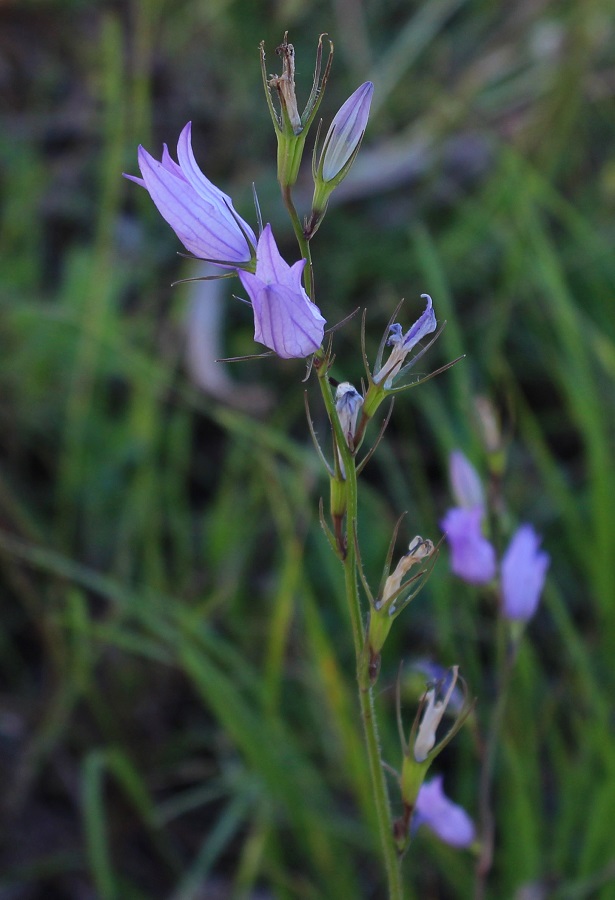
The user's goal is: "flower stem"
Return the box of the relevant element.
[315,364,405,900]
[281,185,315,299]
[474,621,515,900]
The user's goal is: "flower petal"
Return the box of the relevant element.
[125,123,256,265]
[239,272,325,359]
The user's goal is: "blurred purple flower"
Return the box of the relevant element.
[319,82,374,182]
[238,225,326,359]
[414,776,475,848]
[441,506,496,585]
[501,524,550,621]
[374,295,438,389]
[125,122,256,266]
[449,450,485,510]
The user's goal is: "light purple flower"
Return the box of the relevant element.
[501,524,550,621]
[374,295,438,389]
[238,225,326,359]
[414,776,475,848]
[449,450,485,510]
[441,506,496,585]
[125,122,256,266]
[319,82,374,182]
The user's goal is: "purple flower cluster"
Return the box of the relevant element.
[441,451,550,620]
[125,123,325,359]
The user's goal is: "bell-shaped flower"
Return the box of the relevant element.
[441,506,496,585]
[501,524,550,621]
[125,122,256,267]
[413,776,475,848]
[449,450,485,510]
[373,295,438,389]
[238,225,326,359]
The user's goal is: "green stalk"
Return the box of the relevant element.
[474,620,515,900]
[281,175,403,898]
[281,185,315,299]
[316,366,405,900]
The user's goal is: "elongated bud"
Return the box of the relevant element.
[307,82,373,237]
[318,82,373,182]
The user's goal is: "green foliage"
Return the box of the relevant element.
[2,0,615,897]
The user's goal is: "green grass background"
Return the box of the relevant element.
[1,0,615,897]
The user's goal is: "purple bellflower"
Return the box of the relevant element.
[501,524,550,621]
[318,81,374,183]
[374,295,438,389]
[413,776,475,848]
[238,225,326,359]
[125,122,256,267]
[440,506,496,585]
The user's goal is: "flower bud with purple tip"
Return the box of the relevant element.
[308,82,373,236]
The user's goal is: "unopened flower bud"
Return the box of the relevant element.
[308,82,373,236]
[335,382,363,450]
[317,82,373,183]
